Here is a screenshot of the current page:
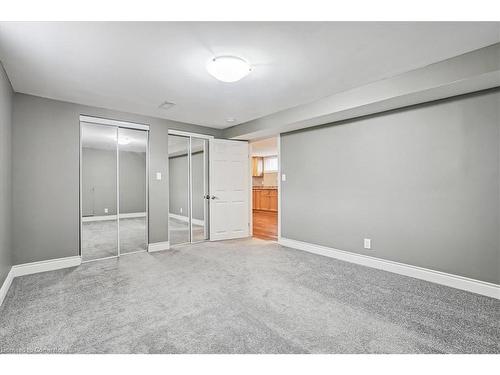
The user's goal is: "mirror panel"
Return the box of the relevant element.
[119,128,148,254]
[168,135,190,245]
[191,137,209,242]
[81,123,118,261]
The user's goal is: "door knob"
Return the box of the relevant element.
[210,195,216,200]
[204,194,210,199]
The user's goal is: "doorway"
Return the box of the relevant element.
[250,137,279,241]
[168,132,210,246]
[79,116,149,262]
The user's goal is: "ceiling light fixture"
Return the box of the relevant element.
[207,56,252,83]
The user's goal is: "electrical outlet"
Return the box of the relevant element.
[180,207,183,214]
[364,238,371,249]
[156,172,162,180]
[281,174,286,181]
[104,208,108,214]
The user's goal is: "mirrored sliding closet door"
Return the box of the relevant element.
[168,133,209,247]
[190,137,209,243]
[118,127,148,255]
[80,117,149,262]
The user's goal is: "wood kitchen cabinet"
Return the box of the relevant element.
[252,157,263,177]
[252,188,277,212]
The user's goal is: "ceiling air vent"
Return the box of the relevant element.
[158,101,175,111]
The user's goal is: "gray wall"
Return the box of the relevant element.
[0,63,13,286]
[82,148,146,216]
[281,90,500,284]
[169,151,205,221]
[12,93,221,264]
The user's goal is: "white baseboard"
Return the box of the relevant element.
[11,256,82,278]
[279,237,500,299]
[148,241,170,252]
[0,268,14,307]
[82,212,147,222]
[169,213,204,226]
[0,255,82,306]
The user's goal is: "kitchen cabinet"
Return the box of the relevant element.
[252,157,263,177]
[252,188,277,212]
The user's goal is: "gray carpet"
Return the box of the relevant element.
[81,218,147,261]
[0,238,498,353]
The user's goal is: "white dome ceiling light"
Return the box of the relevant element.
[206,56,252,83]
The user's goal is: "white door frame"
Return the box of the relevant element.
[277,134,281,239]
[248,146,253,237]
[248,134,281,241]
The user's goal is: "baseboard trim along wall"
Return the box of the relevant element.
[278,237,500,299]
[148,241,170,252]
[82,212,147,222]
[0,268,15,307]
[0,255,82,306]
[168,213,204,226]
[11,256,82,278]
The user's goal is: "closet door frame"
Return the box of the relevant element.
[79,115,150,262]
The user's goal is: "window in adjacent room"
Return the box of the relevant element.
[263,156,278,172]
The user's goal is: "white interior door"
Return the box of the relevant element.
[209,139,249,241]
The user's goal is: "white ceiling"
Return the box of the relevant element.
[1,22,499,129]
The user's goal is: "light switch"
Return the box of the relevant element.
[364,238,371,249]
[156,172,162,181]
[281,174,286,182]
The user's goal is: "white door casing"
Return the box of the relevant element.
[209,139,249,241]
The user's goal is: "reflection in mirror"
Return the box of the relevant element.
[168,135,190,245]
[81,123,118,261]
[119,128,148,254]
[191,137,209,242]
